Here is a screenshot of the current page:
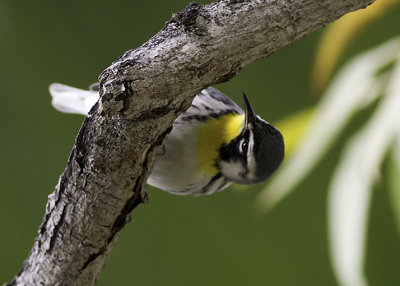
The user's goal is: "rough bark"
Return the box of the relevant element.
[8,0,375,285]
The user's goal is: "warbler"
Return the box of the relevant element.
[50,83,284,195]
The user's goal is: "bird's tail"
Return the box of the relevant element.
[49,83,99,115]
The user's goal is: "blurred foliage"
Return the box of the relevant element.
[1,1,400,286]
[259,1,400,286]
[389,145,400,237]
[312,0,399,94]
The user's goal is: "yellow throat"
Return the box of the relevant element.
[197,114,244,174]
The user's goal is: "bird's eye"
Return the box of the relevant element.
[241,141,248,154]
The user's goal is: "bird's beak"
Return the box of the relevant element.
[242,92,256,127]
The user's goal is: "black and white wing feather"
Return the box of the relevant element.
[181,87,243,121]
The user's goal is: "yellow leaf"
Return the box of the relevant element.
[274,107,315,158]
[312,0,399,94]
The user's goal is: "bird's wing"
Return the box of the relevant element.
[182,87,243,121]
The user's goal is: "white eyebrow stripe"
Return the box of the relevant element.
[247,129,257,178]
[239,138,245,154]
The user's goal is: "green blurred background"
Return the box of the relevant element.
[1,1,400,285]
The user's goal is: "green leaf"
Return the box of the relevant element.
[388,139,400,237]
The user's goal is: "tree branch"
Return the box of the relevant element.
[8,0,375,285]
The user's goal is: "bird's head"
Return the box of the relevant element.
[217,93,285,185]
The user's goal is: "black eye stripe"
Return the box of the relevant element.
[236,129,251,155]
[218,128,252,163]
[243,129,250,140]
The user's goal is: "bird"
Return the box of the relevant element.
[49,83,285,195]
